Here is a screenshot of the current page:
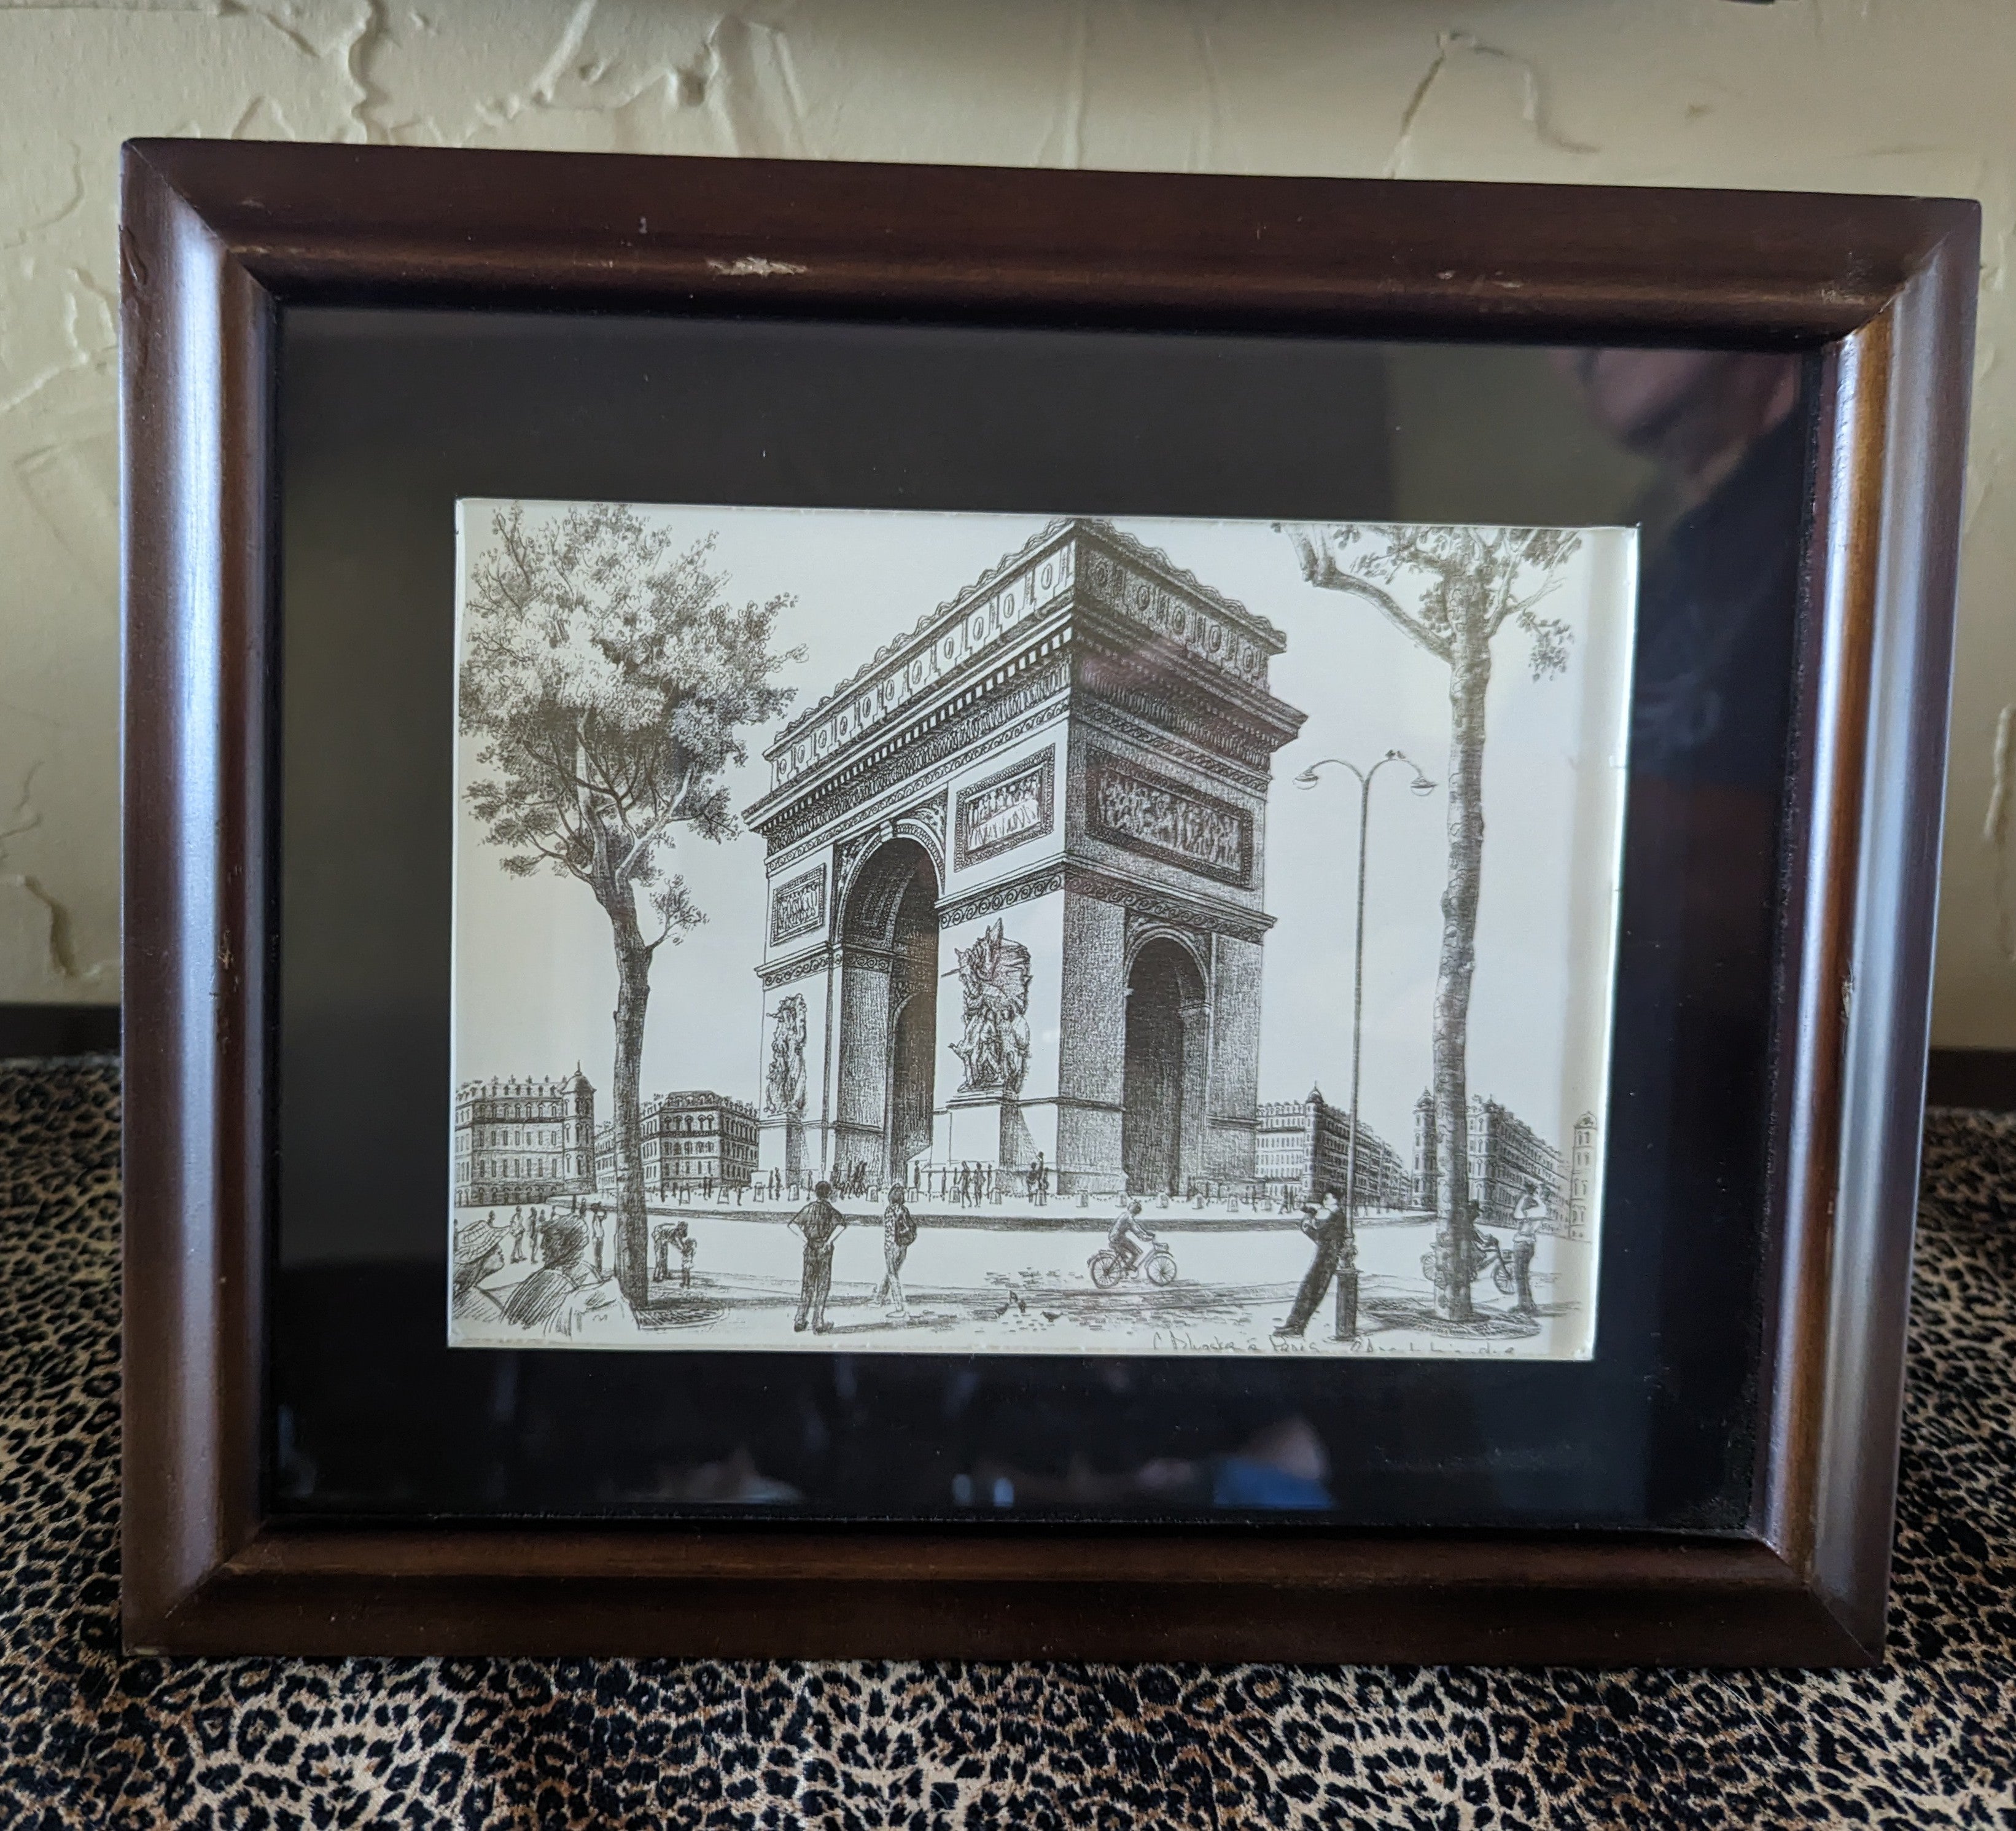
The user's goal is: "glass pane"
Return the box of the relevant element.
[271,309,1809,1530]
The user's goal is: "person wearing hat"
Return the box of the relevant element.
[452,1214,507,1324]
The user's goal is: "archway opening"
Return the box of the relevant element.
[1123,939,1205,1197]
[835,838,940,1186]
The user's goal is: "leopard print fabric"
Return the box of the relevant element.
[1,1057,2010,1829]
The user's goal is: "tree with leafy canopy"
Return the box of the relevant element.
[461,503,800,1309]
[1279,523,1579,1322]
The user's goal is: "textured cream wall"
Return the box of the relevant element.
[1,0,2010,1040]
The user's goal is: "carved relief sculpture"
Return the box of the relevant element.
[950,919,1033,1096]
[955,751,1056,868]
[1087,752,1252,884]
[765,994,808,1115]
[768,865,827,947]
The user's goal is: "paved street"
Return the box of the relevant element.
[459,1192,1592,1357]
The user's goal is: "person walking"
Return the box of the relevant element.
[1027,1154,1048,1206]
[508,1209,524,1263]
[788,1180,848,1334]
[590,1206,607,1279]
[876,1182,918,1318]
[1274,1189,1356,1340]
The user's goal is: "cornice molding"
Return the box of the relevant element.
[761,664,1069,856]
[1065,865,1275,945]
[756,949,828,990]
[936,867,1067,931]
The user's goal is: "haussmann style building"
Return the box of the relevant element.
[1413,1090,1567,1225]
[1566,1111,1600,1233]
[1256,1086,1415,1210]
[453,1071,597,1209]
[743,518,1307,1200]
[593,1091,761,1197]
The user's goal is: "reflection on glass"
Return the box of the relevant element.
[1554,346,1808,1522]
[1557,348,1804,785]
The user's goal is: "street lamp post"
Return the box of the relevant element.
[1294,749,1436,1339]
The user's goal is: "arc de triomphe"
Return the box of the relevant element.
[745,519,1306,1199]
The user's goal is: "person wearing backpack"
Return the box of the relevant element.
[878,1181,919,1318]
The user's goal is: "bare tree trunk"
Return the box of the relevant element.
[609,929,652,1308]
[1431,628,1490,1322]
[592,847,654,1311]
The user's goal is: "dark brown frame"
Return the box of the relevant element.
[121,139,1975,1662]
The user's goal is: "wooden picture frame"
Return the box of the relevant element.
[121,139,1976,1662]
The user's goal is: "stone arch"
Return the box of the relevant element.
[834,837,941,1184]
[892,808,947,883]
[835,805,948,924]
[1122,936,1210,1198]
[1123,920,1210,988]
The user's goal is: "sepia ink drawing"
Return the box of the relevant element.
[450,504,1636,1358]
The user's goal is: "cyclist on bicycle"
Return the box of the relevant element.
[1108,1199,1158,1274]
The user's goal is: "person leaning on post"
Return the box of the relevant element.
[1274,1188,1355,1340]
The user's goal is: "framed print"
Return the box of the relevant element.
[120,141,1975,1663]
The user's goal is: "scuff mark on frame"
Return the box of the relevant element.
[706,256,807,276]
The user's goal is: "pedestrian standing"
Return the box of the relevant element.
[1508,1182,1545,1317]
[591,1206,607,1279]
[788,1181,848,1333]
[509,1209,526,1263]
[876,1182,917,1318]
